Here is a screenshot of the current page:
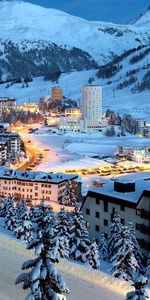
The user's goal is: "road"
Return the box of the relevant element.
[0,245,124,300]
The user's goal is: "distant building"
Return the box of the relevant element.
[51,87,63,101]
[59,85,106,133]
[0,123,10,133]
[17,103,39,113]
[0,168,79,206]
[82,85,102,121]
[81,177,150,255]
[118,146,150,163]
[0,141,7,165]
[65,108,82,117]
[0,97,16,110]
[0,132,21,165]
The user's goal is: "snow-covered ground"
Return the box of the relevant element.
[0,229,128,300]
[31,128,150,171]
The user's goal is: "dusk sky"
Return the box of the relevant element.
[22,0,149,23]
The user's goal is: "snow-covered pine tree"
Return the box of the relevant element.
[108,210,123,261]
[55,208,71,258]
[14,209,33,243]
[16,197,27,219]
[0,196,14,217]
[111,226,140,282]
[16,203,69,300]
[69,208,91,263]
[60,180,77,207]
[128,221,143,266]
[126,274,149,300]
[146,253,150,279]
[5,203,17,231]
[86,240,100,269]
[98,233,109,261]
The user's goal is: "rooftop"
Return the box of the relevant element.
[86,176,150,205]
[0,168,78,184]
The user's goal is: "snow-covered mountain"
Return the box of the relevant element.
[0,1,149,61]
[0,0,149,117]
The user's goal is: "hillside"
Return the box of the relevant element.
[0,1,150,81]
[0,1,149,116]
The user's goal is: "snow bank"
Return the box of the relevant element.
[1,232,150,298]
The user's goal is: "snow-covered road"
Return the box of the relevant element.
[0,245,124,300]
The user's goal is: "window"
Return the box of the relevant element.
[136,223,141,231]
[95,211,100,218]
[95,225,100,232]
[104,201,108,212]
[86,208,90,215]
[96,199,100,205]
[121,204,125,211]
[35,193,38,197]
[86,222,90,228]
[104,219,108,226]
[136,209,141,216]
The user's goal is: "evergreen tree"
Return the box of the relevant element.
[146,253,150,279]
[60,181,77,207]
[86,240,100,269]
[16,203,69,300]
[14,209,34,243]
[69,209,91,263]
[128,222,143,266]
[98,233,109,261]
[126,274,149,300]
[5,204,17,231]
[16,197,27,219]
[56,208,71,258]
[0,196,14,218]
[111,226,140,282]
[108,210,123,261]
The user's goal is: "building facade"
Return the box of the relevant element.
[0,168,79,206]
[59,85,106,133]
[82,85,102,121]
[118,146,150,163]
[81,178,150,255]
[0,97,16,110]
[51,87,63,101]
[0,133,22,165]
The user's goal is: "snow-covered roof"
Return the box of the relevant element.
[0,123,10,128]
[86,176,150,205]
[0,167,78,184]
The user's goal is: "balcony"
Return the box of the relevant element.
[141,209,150,220]
[136,208,150,220]
[141,224,150,235]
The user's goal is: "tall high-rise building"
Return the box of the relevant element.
[82,85,102,121]
[59,85,106,133]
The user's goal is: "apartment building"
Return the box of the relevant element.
[0,132,21,155]
[118,146,150,163]
[0,142,7,165]
[0,123,10,133]
[81,177,150,255]
[0,97,16,110]
[0,168,79,206]
[59,85,106,133]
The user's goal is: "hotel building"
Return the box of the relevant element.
[81,177,150,255]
